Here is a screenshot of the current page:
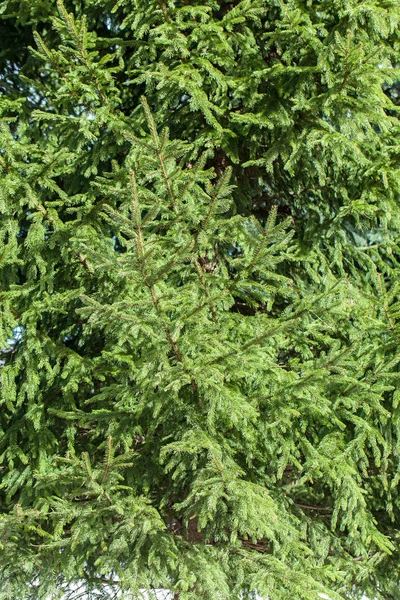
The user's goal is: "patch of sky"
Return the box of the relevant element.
[0,326,24,366]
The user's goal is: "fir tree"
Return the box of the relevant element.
[1,1,400,599]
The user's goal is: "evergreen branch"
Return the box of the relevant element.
[73,251,95,275]
[100,436,113,485]
[210,314,302,366]
[246,205,278,273]
[140,97,178,214]
[195,167,233,243]
[79,295,139,325]
[31,32,94,113]
[121,130,156,153]
[194,257,220,327]
[57,0,109,104]
[377,272,398,338]
[157,0,170,21]
[130,171,199,397]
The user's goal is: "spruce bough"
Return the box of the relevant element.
[1,1,400,599]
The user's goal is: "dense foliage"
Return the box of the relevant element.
[1,1,400,598]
